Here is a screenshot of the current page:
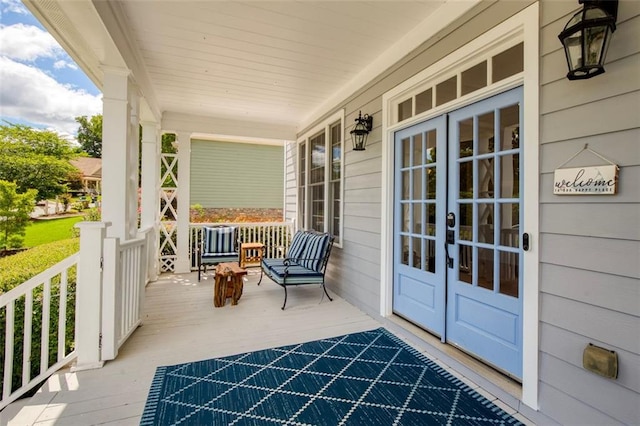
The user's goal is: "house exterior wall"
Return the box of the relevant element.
[537,1,640,424]
[293,0,639,424]
[190,139,284,209]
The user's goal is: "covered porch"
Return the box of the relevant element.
[2,271,530,425]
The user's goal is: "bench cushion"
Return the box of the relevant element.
[287,230,308,261]
[203,226,236,256]
[298,233,330,272]
[265,264,324,285]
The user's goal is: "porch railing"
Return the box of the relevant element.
[101,228,150,361]
[189,222,295,269]
[0,254,79,410]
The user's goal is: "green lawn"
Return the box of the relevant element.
[23,216,84,247]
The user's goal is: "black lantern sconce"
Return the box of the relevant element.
[558,0,618,80]
[350,111,373,151]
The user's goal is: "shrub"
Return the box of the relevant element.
[0,238,79,396]
[0,238,79,293]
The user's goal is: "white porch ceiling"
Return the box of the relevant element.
[25,1,479,137]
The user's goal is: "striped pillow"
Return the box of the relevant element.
[204,226,236,255]
[299,233,329,272]
[287,231,308,261]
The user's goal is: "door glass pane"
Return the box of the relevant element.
[461,61,487,96]
[424,238,436,273]
[402,171,410,200]
[413,203,422,234]
[499,250,519,297]
[459,204,473,241]
[425,204,436,236]
[416,88,433,114]
[401,204,409,232]
[412,237,421,269]
[436,76,457,106]
[401,235,409,266]
[402,138,410,167]
[412,169,422,199]
[500,104,520,151]
[413,133,423,166]
[459,244,473,284]
[478,112,495,154]
[426,168,436,199]
[478,248,493,290]
[425,130,437,164]
[500,154,519,198]
[478,158,494,198]
[398,98,412,121]
[500,203,519,248]
[478,247,494,291]
[478,203,494,244]
[459,118,473,158]
[459,161,473,199]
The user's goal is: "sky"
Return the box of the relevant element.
[0,0,102,141]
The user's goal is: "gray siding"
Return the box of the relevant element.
[190,139,284,208]
[538,0,640,424]
[296,0,531,320]
[289,1,640,424]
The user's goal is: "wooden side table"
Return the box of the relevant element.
[239,242,265,268]
[213,262,247,307]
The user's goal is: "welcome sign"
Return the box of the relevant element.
[554,164,618,195]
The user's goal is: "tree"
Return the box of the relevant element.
[0,180,37,251]
[0,123,79,201]
[75,115,103,158]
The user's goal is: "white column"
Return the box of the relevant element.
[174,132,192,273]
[101,67,134,240]
[127,87,141,239]
[140,121,161,281]
[72,221,110,371]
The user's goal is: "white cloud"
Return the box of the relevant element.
[53,60,78,70]
[0,23,64,62]
[0,0,28,15]
[0,57,102,135]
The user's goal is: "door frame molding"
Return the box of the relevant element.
[380,3,539,409]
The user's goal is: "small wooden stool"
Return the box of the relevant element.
[213,262,247,307]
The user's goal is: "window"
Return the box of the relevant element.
[298,111,344,245]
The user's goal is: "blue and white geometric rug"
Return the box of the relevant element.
[140,328,523,425]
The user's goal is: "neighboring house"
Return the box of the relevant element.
[70,157,102,195]
[190,138,284,210]
[22,1,639,425]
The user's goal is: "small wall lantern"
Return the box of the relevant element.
[558,0,618,80]
[350,111,373,151]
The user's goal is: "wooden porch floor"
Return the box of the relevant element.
[2,271,534,425]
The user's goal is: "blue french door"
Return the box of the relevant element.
[393,87,524,379]
[393,116,447,337]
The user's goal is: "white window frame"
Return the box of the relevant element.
[297,110,345,247]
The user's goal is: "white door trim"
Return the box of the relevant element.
[380,2,539,409]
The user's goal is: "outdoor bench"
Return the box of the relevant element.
[258,230,334,310]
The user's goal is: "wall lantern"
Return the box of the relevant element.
[558,0,618,80]
[350,111,373,151]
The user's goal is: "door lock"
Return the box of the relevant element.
[447,212,456,228]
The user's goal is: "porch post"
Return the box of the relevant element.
[140,121,161,281]
[101,67,136,240]
[72,221,110,371]
[174,132,192,273]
